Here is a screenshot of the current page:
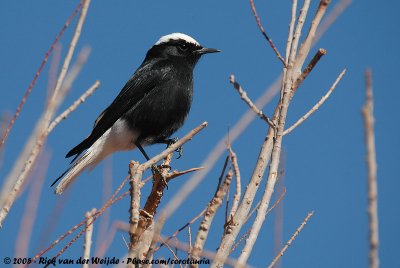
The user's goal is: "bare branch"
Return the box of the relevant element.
[166,167,204,182]
[295,0,331,73]
[313,0,352,46]
[268,211,314,268]
[191,170,233,267]
[159,236,183,268]
[160,235,240,267]
[284,69,346,136]
[31,174,129,264]
[47,80,100,133]
[228,147,241,219]
[362,69,379,268]
[249,0,286,66]
[141,122,208,170]
[15,152,49,260]
[285,0,298,64]
[231,188,286,254]
[230,75,275,128]
[83,208,96,268]
[128,161,143,263]
[293,48,327,93]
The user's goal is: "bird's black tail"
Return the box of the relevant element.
[65,136,94,160]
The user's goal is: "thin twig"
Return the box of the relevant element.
[94,159,113,259]
[31,173,130,265]
[268,211,314,268]
[228,147,241,219]
[230,75,275,128]
[14,151,49,260]
[83,208,96,268]
[249,0,286,66]
[283,69,346,136]
[0,1,83,150]
[285,0,298,64]
[188,225,192,261]
[230,188,286,254]
[362,69,379,268]
[313,0,352,46]
[160,235,240,267]
[159,237,183,268]
[47,80,100,133]
[166,167,204,182]
[155,208,206,252]
[141,122,208,170]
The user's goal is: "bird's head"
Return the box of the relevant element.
[146,33,220,67]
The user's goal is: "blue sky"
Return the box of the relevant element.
[0,1,399,267]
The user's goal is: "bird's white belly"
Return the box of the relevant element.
[106,119,138,151]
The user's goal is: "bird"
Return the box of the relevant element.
[51,33,220,194]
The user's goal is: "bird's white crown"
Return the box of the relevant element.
[155,33,200,46]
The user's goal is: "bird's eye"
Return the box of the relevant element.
[178,43,188,52]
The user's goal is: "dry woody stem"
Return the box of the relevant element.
[83,208,96,268]
[249,0,286,65]
[268,211,314,268]
[191,170,233,267]
[230,75,275,128]
[362,69,379,268]
[47,80,101,133]
[284,68,346,136]
[228,147,241,219]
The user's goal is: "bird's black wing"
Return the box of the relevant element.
[66,62,171,158]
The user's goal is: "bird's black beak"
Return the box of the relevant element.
[195,47,221,55]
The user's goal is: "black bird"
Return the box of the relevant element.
[52,33,220,194]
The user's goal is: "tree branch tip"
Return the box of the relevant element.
[321,0,331,6]
[318,48,327,54]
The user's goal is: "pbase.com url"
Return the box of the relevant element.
[127,257,210,265]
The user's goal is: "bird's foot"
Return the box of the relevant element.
[166,138,183,159]
[159,164,172,171]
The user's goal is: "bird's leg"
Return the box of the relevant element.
[135,141,167,188]
[156,138,183,159]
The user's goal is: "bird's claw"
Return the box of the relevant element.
[166,137,183,159]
